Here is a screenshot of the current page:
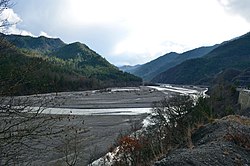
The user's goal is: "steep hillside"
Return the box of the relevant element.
[174,45,218,65]
[51,42,111,67]
[129,45,217,81]
[0,35,142,95]
[152,32,250,85]
[232,68,250,87]
[0,33,66,53]
[131,52,178,81]
[0,41,87,95]
[211,68,242,85]
[49,42,141,84]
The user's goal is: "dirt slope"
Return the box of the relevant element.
[155,115,250,166]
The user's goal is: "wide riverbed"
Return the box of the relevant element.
[11,85,207,165]
[18,85,207,115]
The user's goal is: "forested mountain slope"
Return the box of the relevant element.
[126,45,217,81]
[0,35,142,95]
[0,33,66,53]
[152,32,250,85]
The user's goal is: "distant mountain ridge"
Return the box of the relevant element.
[0,34,142,95]
[123,45,217,81]
[119,65,141,73]
[131,52,179,81]
[0,33,66,53]
[152,32,250,85]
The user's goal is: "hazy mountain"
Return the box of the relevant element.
[130,52,178,81]
[152,32,250,85]
[119,65,141,73]
[128,45,217,81]
[0,34,142,95]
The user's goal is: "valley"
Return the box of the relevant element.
[0,10,249,165]
[15,85,207,114]
[6,85,207,165]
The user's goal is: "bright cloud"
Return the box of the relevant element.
[111,0,250,64]
[0,8,21,24]
[10,0,250,65]
[0,8,33,36]
[39,31,55,38]
[0,8,54,38]
[218,0,250,22]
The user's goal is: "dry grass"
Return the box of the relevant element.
[224,132,250,150]
[222,115,250,149]
[221,115,250,126]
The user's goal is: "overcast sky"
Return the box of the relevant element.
[1,0,250,65]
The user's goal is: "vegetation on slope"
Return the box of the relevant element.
[107,79,248,166]
[152,32,250,85]
[125,45,217,81]
[0,35,142,96]
[0,41,90,95]
[155,115,250,166]
[132,52,179,81]
[0,33,66,53]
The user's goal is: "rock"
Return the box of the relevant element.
[155,115,250,166]
[235,153,242,159]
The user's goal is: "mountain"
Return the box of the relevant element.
[128,45,217,81]
[152,32,250,85]
[119,65,141,73]
[0,33,66,53]
[232,68,250,87]
[0,34,142,95]
[0,41,84,95]
[50,42,141,84]
[211,68,242,84]
[130,52,179,81]
[51,42,112,67]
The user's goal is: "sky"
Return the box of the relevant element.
[1,0,250,66]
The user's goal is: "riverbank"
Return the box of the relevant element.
[14,85,206,110]
[5,85,207,165]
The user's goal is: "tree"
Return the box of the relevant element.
[0,2,85,165]
[150,95,194,150]
[0,0,13,32]
[0,0,14,50]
